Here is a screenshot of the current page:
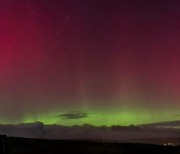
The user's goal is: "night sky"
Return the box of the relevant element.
[0,0,180,126]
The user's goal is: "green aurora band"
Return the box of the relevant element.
[0,106,179,126]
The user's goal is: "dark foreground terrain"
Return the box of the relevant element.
[1,135,180,154]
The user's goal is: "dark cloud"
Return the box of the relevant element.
[59,112,87,119]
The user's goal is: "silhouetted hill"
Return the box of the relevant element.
[0,122,180,145]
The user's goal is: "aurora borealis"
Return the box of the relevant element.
[0,0,180,126]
